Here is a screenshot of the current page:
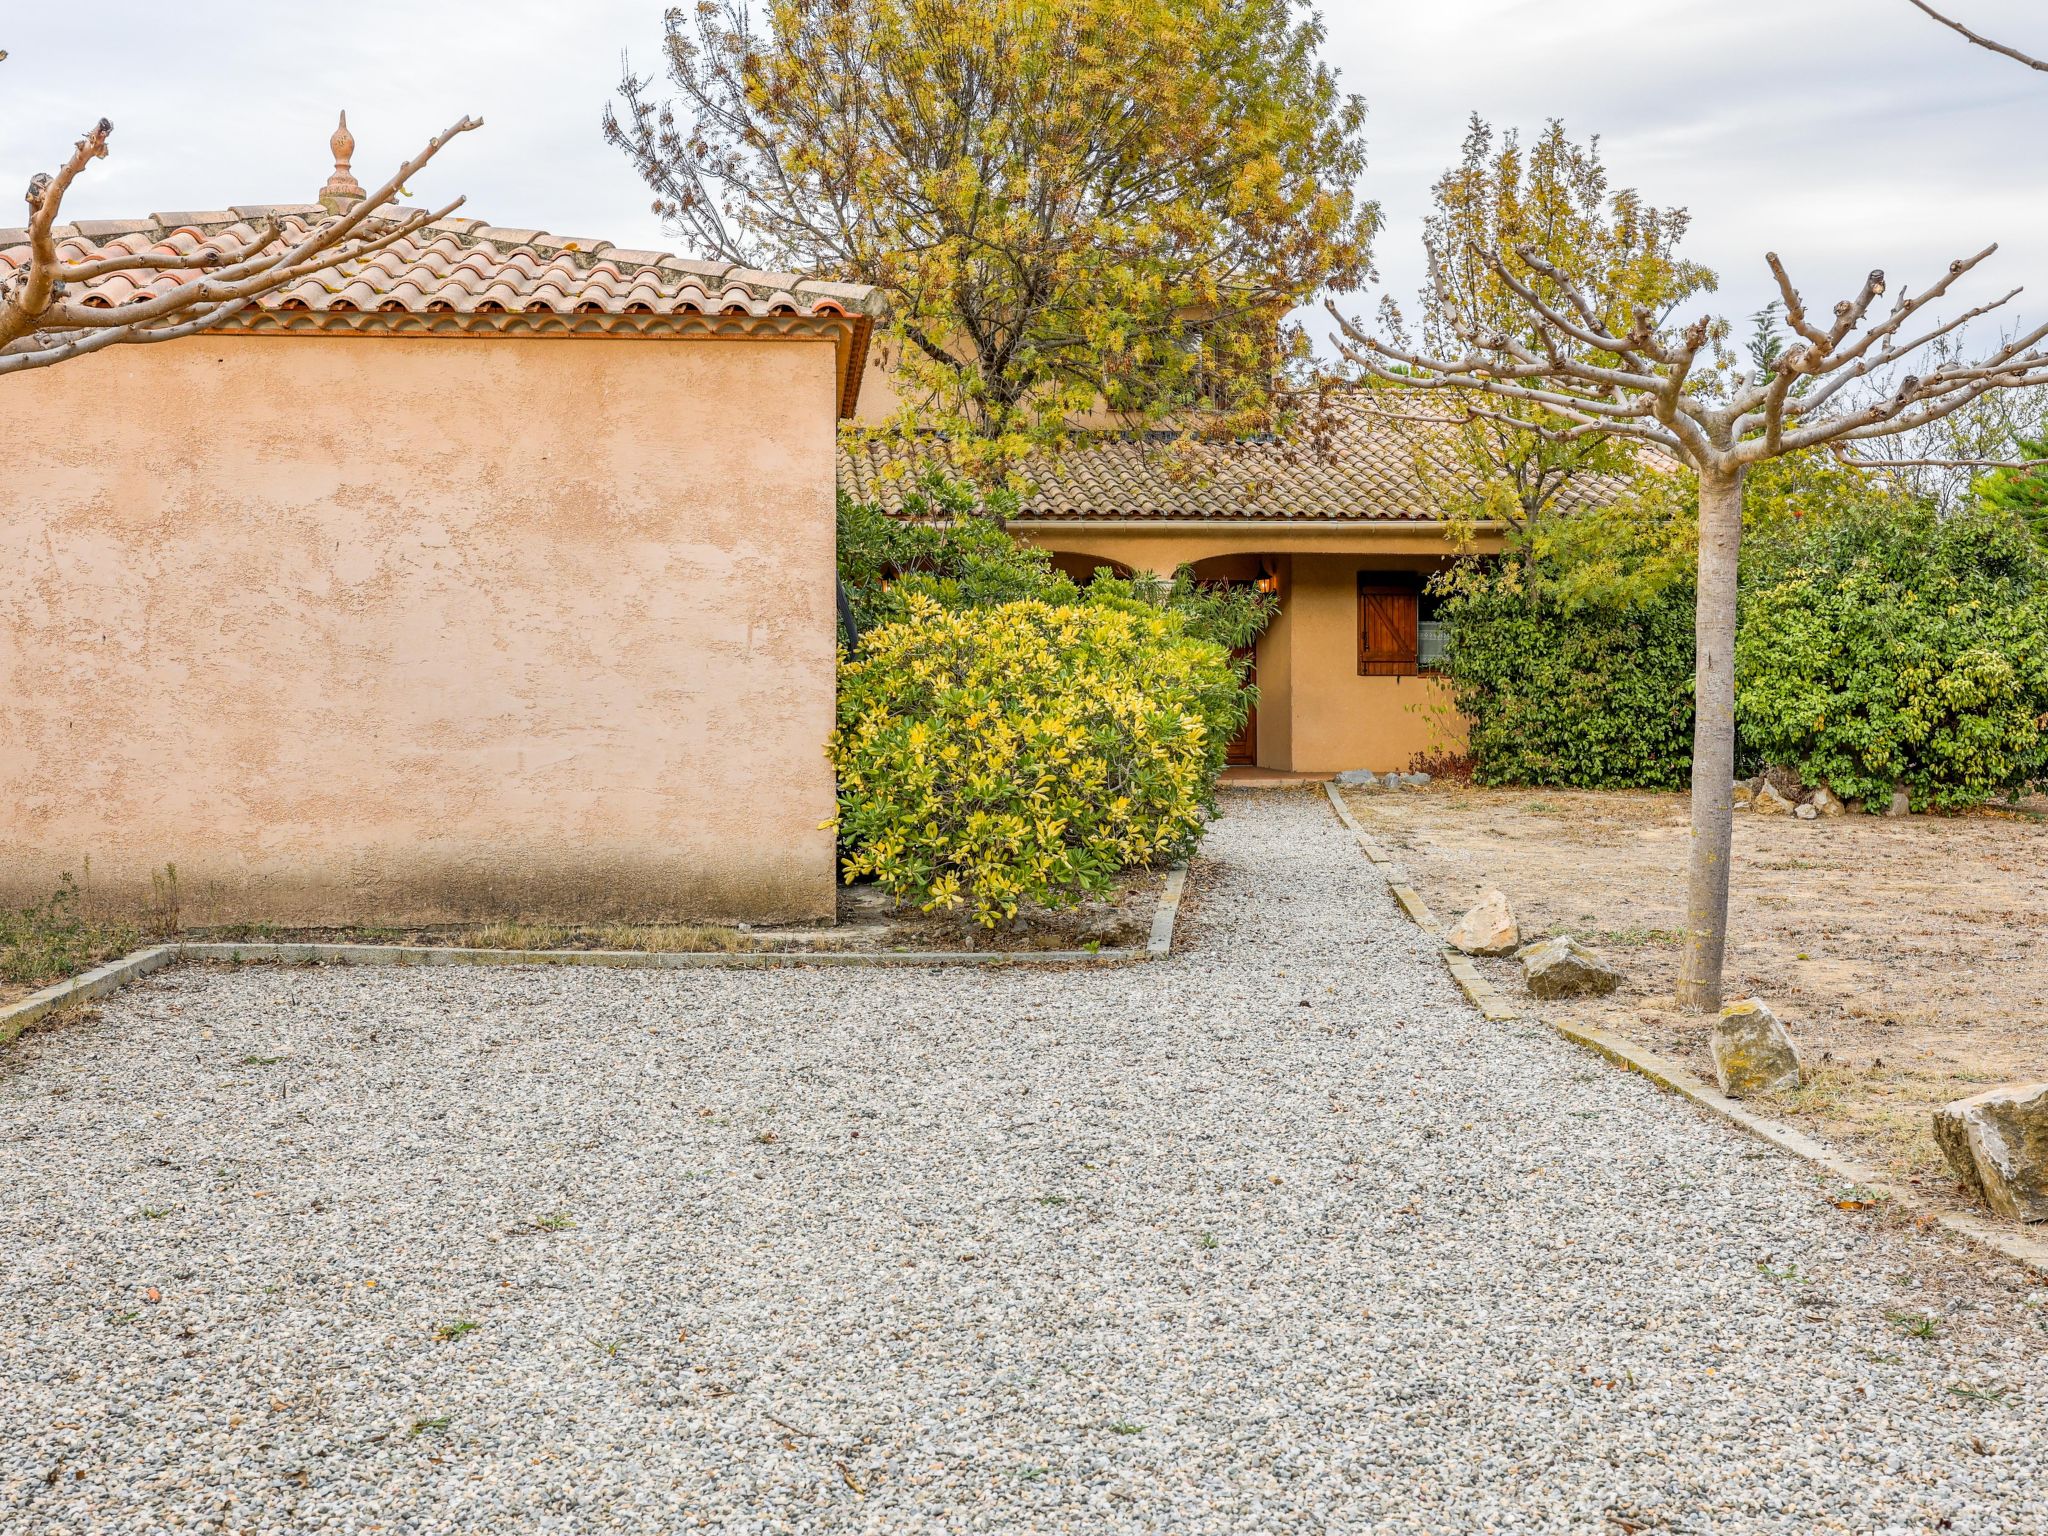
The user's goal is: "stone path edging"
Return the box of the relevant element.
[0,864,1189,1049]
[1319,779,2048,1278]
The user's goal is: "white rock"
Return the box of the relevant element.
[1711,998,1805,1098]
[1795,803,1820,821]
[1446,890,1518,957]
[1934,1083,2048,1223]
[1753,783,1797,815]
[1808,787,1846,817]
[1519,936,1623,999]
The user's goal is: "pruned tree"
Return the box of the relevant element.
[2,52,479,379]
[1369,116,1715,560]
[1332,243,2048,1011]
[604,0,1375,482]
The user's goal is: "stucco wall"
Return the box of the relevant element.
[1,332,841,925]
[1281,554,1468,774]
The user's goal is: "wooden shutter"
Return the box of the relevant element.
[1358,580,1419,677]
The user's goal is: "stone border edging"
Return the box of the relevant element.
[1550,1014,2048,1278]
[1321,781,1517,1021]
[1319,779,2048,1278]
[0,945,181,1047]
[0,864,1190,1048]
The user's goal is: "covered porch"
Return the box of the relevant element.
[1018,524,1496,775]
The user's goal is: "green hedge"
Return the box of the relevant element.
[1439,584,1698,790]
[1438,500,2048,807]
[1736,508,2048,810]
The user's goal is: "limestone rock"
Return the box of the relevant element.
[1711,998,1805,1098]
[1395,772,1431,788]
[1334,769,1383,788]
[1753,782,1797,815]
[1933,1083,2048,1223]
[1519,936,1623,1000]
[1795,802,1820,821]
[1808,787,1846,817]
[1732,780,1756,809]
[1447,890,1519,957]
[1887,785,1912,817]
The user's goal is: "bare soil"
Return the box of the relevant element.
[1341,783,2048,1212]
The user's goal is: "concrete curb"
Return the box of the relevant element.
[1320,779,2048,1278]
[0,864,1190,1048]
[1322,781,1518,1021]
[0,945,181,1047]
[1147,865,1189,959]
[1548,1015,2048,1279]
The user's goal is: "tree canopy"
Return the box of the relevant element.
[606,0,1377,479]
[1372,115,1715,546]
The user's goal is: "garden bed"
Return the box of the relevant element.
[1342,783,2048,1212]
[0,868,1173,1009]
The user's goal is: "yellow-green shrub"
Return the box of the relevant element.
[831,596,1241,924]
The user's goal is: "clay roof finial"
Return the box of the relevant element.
[319,110,366,214]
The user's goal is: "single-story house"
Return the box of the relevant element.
[1,149,875,926]
[840,406,1616,775]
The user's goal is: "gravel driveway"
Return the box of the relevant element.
[3,789,2043,1534]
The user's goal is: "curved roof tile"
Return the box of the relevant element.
[838,404,1643,525]
[0,208,878,323]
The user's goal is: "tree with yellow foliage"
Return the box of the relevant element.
[606,0,1376,479]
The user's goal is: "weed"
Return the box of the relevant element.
[147,863,181,938]
[1036,1194,1070,1207]
[240,1054,285,1067]
[1887,1310,1942,1340]
[433,1319,480,1343]
[104,1309,141,1326]
[409,1416,452,1438]
[588,1336,626,1361]
[532,1212,577,1233]
[1597,927,1684,950]
[1950,1384,2012,1405]
[1756,1261,1804,1283]
[140,1207,169,1220]
[1108,1422,1143,1435]
[1016,1466,1048,1482]
[0,874,137,988]
[461,920,755,954]
[1196,1232,1218,1250]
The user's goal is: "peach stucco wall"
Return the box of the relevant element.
[1,332,841,925]
[1019,527,1483,774]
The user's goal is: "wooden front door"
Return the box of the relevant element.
[1226,641,1258,766]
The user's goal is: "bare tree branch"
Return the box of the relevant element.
[0,87,480,376]
[1907,0,2048,72]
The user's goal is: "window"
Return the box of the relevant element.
[1358,577,1419,676]
[1417,590,1448,671]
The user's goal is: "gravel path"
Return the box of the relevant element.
[3,790,2044,1535]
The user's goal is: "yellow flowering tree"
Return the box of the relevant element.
[606,0,1376,481]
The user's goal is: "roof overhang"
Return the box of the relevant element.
[209,304,876,421]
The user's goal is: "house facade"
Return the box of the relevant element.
[2,189,874,926]
[842,409,1543,775]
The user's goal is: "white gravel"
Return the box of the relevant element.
[3,788,2044,1535]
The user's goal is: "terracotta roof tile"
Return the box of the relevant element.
[839,403,1638,524]
[0,209,879,323]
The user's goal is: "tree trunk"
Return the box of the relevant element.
[1676,462,1747,1012]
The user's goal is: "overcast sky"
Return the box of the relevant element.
[4,0,2046,355]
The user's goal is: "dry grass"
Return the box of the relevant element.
[456,921,757,954]
[1343,783,2048,1211]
